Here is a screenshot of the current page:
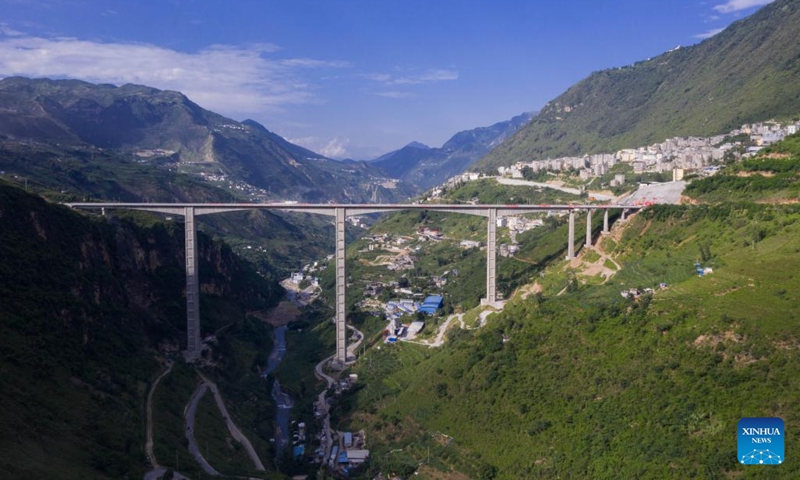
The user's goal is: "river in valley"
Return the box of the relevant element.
[262,324,293,457]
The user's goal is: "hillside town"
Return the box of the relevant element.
[431,121,799,192]
[494,121,799,182]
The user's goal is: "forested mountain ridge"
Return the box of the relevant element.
[0,180,282,478]
[0,76,413,203]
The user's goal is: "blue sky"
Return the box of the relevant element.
[0,0,775,159]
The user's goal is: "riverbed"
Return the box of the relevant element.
[262,325,292,456]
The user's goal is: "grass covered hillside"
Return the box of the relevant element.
[331,141,800,478]
[684,132,800,204]
[343,202,800,479]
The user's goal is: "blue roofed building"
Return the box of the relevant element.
[293,444,305,459]
[419,295,443,314]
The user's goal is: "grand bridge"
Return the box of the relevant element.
[66,202,641,365]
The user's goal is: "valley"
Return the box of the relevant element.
[1,1,800,478]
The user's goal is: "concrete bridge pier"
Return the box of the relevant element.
[484,208,497,306]
[585,209,593,248]
[567,210,575,260]
[603,209,609,234]
[334,207,348,366]
[184,207,201,361]
[621,208,629,221]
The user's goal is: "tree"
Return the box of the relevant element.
[479,463,498,479]
[566,270,579,293]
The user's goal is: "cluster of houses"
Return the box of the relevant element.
[387,254,416,271]
[134,148,176,159]
[195,170,274,198]
[499,243,520,257]
[497,215,545,239]
[417,226,445,242]
[346,215,370,228]
[289,257,333,286]
[695,263,714,276]
[620,283,669,300]
[326,430,370,475]
[310,375,371,475]
[289,271,320,287]
[382,295,444,342]
[291,422,307,460]
[491,120,800,183]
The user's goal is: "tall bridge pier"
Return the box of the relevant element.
[67,202,639,364]
[184,207,200,358]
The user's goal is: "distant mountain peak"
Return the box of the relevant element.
[0,76,415,203]
[371,112,534,191]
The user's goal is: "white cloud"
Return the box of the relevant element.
[374,90,416,99]
[363,68,458,86]
[713,0,775,13]
[292,136,350,158]
[0,35,348,116]
[693,27,725,39]
[318,137,350,158]
[290,135,386,160]
[0,23,24,37]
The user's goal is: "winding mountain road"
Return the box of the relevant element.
[346,324,364,362]
[197,372,266,472]
[402,309,498,348]
[314,355,335,466]
[185,383,221,476]
[143,361,193,480]
[145,361,173,469]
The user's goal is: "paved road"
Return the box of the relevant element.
[619,181,686,205]
[185,383,221,476]
[144,361,196,480]
[314,355,335,466]
[401,314,462,347]
[496,177,616,201]
[143,467,191,480]
[403,308,501,349]
[198,372,266,472]
[346,324,364,362]
[145,361,173,469]
[477,309,496,328]
[311,324,364,466]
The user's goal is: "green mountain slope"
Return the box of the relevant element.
[0,140,342,275]
[0,76,413,203]
[0,181,283,479]
[331,139,800,478]
[476,0,800,171]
